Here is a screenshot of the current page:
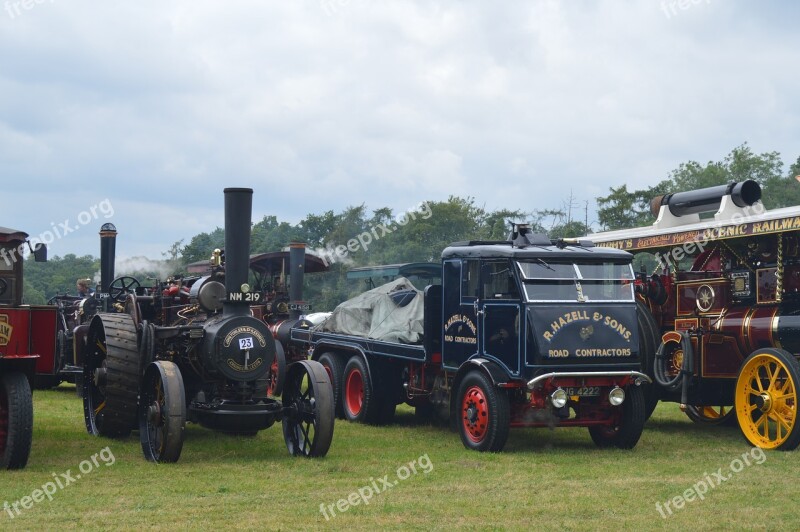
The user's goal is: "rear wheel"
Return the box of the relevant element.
[735,348,800,450]
[282,360,335,457]
[685,405,737,426]
[0,372,33,469]
[318,352,345,419]
[342,356,382,424]
[139,361,186,463]
[456,371,510,452]
[83,314,140,437]
[266,342,286,397]
[588,385,646,449]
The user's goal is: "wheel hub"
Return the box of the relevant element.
[465,404,478,425]
[93,366,107,389]
[147,403,162,426]
[754,393,772,413]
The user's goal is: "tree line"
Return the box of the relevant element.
[22,143,800,310]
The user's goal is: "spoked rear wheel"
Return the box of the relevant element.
[83,314,140,437]
[685,405,737,426]
[139,361,186,463]
[735,348,800,450]
[282,360,334,458]
[266,342,286,397]
[0,372,33,469]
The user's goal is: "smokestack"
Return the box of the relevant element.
[289,242,306,319]
[223,188,253,317]
[650,180,762,218]
[99,223,117,311]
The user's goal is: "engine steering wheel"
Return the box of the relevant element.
[109,276,141,302]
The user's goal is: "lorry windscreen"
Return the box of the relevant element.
[516,260,635,303]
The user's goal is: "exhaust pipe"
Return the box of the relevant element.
[650,180,762,218]
[223,188,253,317]
[289,242,306,319]
[99,223,117,311]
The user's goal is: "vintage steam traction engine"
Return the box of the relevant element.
[589,180,800,450]
[0,227,47,469]
[82,188,334,462]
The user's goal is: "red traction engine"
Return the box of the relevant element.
[0,227,48,469]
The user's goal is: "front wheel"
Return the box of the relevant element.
[735,348,800,450]
[139,361,186,463]
[588,385,646,449]
[0,372,33,469]
[282,360,335,457]
[456,371,510,452]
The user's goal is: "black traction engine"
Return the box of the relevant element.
[81,188,334,462]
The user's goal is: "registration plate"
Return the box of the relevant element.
[564,386,600,397]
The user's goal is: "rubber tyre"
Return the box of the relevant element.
[456,371,510,452]
[588,385,647,449]
[318,352,346,419]
[636,300,660,419]
[342,356,382,424]
[0,372,33,469]
[735,348,800,450]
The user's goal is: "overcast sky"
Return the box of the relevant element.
[1,1,798,259]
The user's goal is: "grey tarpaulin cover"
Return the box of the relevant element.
[318,277,424,344]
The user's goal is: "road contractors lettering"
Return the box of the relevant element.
[444,313,477,344]
[548,348,632,357]
[543,311,632,342]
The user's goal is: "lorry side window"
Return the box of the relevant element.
[462,260,480,301]
[482,261,519,299]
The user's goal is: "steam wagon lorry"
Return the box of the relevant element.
[289,225,652,452]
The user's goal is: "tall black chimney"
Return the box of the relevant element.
[289,242,306,319]
[99,223,117,311]
[223,188,253,317]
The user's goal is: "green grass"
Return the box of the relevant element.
[1,384,798,530]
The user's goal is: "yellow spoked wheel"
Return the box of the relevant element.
[685,405,736,426]
[735,348,800,450]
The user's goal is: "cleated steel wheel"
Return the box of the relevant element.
[139,361,186,463]
[0,372,33,469]
[282,360,334,458]
[457,370,510,452]
[735,348,800,450]
[685,405,737,426]
[83,314,140,438]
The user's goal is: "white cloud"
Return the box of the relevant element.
[0,0,797,256]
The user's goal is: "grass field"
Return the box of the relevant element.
[1,384,798,530]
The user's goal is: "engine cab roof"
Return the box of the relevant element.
[0,227,29,244]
